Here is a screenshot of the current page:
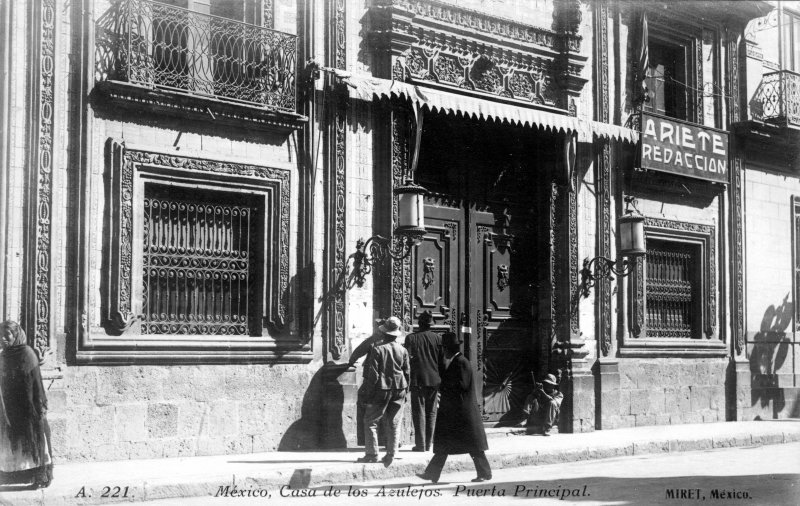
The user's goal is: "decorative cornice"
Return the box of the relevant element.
[370,0,587,109]
[93,81,307,133]
[376,0,580,52]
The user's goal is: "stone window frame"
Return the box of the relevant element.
[76,139,308,363]
[621,217,726,357]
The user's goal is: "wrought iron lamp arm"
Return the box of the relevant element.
[579,256,635,299]
[347,234,421,289]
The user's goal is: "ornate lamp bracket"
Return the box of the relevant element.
[348,232,425,289]
[579,256,635,299]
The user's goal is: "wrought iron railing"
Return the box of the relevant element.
[750,70,800,128]
[104,0,296,112]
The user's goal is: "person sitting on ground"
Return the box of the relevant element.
[356,316,410,468]
[403,311,442,452]
[522,373,563,436]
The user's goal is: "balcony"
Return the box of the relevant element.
[750,70,800,129]
[96,0,298,123]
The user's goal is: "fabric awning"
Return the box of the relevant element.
[339,72,639,144]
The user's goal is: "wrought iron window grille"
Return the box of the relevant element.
[142,186,260,336]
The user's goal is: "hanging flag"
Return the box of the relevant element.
[637,10,650,103]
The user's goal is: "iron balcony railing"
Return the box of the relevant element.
[106,0,296,112]
[751,70,800,128]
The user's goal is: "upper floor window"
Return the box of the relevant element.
[646,38,689,121]
[781,11,800,72]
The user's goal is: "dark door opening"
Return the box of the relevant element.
[411,113,560,425]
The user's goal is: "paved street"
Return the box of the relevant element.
[146,442,800,506]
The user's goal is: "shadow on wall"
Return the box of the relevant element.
[749,295,792,416]
[279,364,354,451]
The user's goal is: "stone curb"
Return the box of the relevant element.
[2,426,798,506]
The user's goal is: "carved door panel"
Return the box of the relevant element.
[412,203,463,336]
[470,209,535,424]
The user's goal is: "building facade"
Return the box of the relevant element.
[0,0,777,464]
[737,1,800,420]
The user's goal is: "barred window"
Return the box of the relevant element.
[142,185,262,336]
[645,239,701,339]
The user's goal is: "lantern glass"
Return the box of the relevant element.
[619,213,645,257]
[398,192,420,229]
[394,181,428,235]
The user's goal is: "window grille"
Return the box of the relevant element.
[142,186,260,335]
[645,240,699,338]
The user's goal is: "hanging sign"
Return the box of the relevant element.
[639,112,729,184]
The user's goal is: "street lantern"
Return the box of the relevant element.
[346,180,428,289]
[579,197,646,298]
[618,211,645,257]
[394,180,427,236]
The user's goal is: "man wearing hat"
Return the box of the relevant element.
[357,316,410,467]
[417,332,491,484]
[522,373,563,436]
[403,310,442,452]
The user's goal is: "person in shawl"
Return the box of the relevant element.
[417,332,491,484]
[0,321,53,488]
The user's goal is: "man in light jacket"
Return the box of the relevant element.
[356,316,410,467]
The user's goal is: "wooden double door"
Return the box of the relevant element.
[412,199,538,424]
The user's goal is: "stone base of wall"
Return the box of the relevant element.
[45,360,420,463]
[600,358,728,429]
[47,362,330,462]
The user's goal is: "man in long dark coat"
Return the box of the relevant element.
[403,311,442,452]
[417,332,491,483]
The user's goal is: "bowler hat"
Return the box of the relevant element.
[378,316,405,337]
[442,331,462,349]
[542,373,558,386]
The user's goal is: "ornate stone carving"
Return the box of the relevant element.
[554,0,583,36]
[369,0,586,109]
[263,0,274,28]
[104,141,291,335]
[324,0,347,359]
[391,112,413,327]
[29,0,57,359]
[443,222,458,241]
[728,32,744,355]
[595,1,612,357]
[380,0,568,49]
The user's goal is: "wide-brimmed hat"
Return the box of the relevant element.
[378,316,405,337]
[542,374,558,386]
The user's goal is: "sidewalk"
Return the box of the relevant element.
[2,420,799,505]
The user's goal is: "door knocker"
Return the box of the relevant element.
[497,264,509,291]
[422,257,436,289]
